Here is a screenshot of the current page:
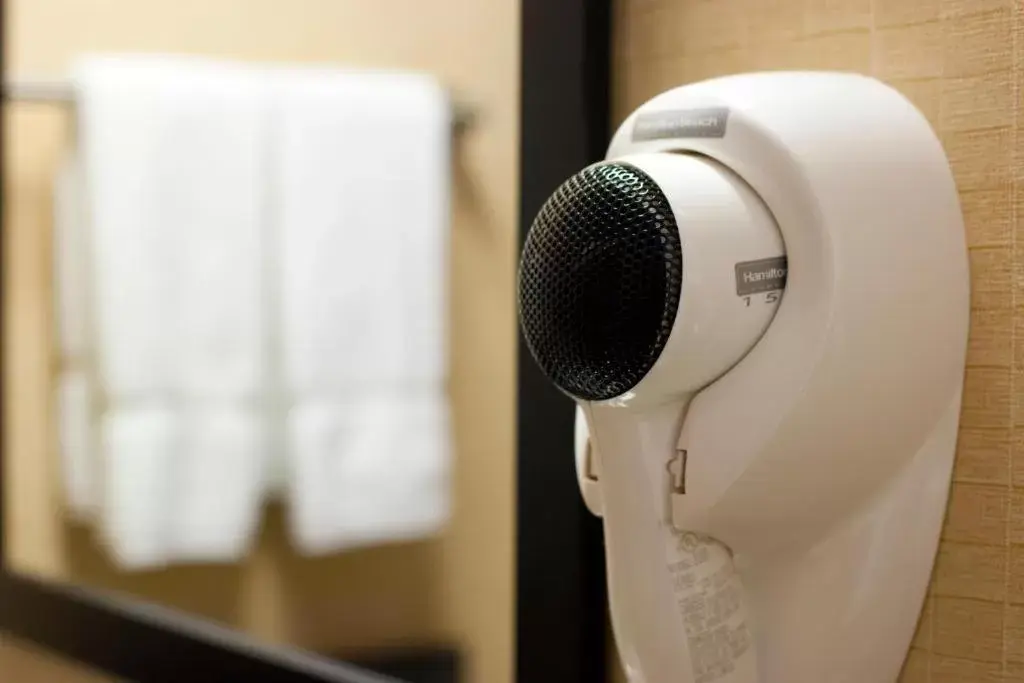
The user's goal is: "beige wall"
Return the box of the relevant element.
[3,3,519,683]
[613,0,1023,681]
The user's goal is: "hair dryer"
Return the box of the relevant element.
[518,72,970,683]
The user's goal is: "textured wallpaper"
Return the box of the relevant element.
[612,1,1023,681]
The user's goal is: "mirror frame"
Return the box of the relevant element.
[0,1,611,681]
[515,1,611,683]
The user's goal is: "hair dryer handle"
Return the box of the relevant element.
[583,401,759,683]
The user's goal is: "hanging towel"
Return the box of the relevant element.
[72,54,269,568]
[53,154,91,362]
[274,69,453,554]
[169,405,267,562]
[53,154,100,523]
[287,392,451,554]
[55,371,97,523]
[99,404,178,569]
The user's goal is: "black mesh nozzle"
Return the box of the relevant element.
[517,162,683,401]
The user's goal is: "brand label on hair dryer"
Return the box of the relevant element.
[632,107,730,141]
[735,256,788,296]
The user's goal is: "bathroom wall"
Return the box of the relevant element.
[3,2,518,683]
[612,0,1022,681]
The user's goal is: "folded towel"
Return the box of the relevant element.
[73,55,270,567]
[169,406,266,562]
[287,391,451,555]
[98,404,178,570]
[55,372,98,523]
[60,58,454,563]
[274,69,453,554]
[77,55,268,400]
[53,154,99,523]
[276,69,451,391]
[53,154,91,361]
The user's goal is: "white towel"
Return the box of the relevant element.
[73,55,269,568]
[169,406,266,561]
[55,372,97,523]
[53,154,100,523]
[76,55,267,399]
[99,404,178,570]
[274,69,453,554]
[53,155,91,361]
[276,70,451,391]
[287,392,451,555]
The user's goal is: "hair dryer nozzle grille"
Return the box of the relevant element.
[518,161,683,401]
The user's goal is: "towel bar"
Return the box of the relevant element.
[3,77,477,133]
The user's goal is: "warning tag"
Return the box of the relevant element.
[665,529,755,683]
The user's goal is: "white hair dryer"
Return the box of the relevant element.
[518,72,969,683]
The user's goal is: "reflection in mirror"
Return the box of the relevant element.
[4,2,517,682]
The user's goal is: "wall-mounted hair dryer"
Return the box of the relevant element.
[518,72,969,683]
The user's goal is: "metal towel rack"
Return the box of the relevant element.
[4,76,477,133]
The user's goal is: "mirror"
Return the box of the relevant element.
[3,1,521,681]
